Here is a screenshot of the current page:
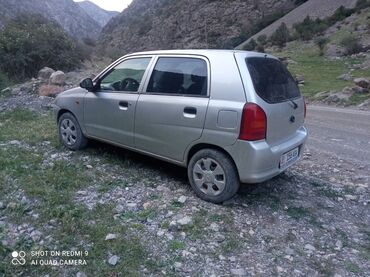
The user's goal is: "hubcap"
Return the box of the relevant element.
[192,158,226,196]
[60,119,77,146]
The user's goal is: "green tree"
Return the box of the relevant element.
[340,35,363,55]
[0,71,11,91]
[270,23,290,47]
[314,36,329,56]
[257,34,267,45]
[243,38,257,51]
[0,14,88,80]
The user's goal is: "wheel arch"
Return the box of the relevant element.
[186,143,238,172]
[57,109,76,121]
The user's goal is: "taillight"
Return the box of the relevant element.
[304,98,307,118]
[239,103,267,141]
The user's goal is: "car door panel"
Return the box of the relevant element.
[83,57,152,147]
[135,95,209,161]
[134,56,210,162]
[84,92,138,146]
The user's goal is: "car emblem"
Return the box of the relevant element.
[290,116,296,123]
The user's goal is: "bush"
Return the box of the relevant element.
[295,0,308,4]
[355,0,370,10]
[314,36,329,56]
[270,23,290,47]
[0,14,88,81]
[243,38,257,51]
[250,11,287,36]
[0,71,11,91]
[257,34,267,45]
[293,16,328,40]
[340,35,363,55]
[293,5,363,41]
[255,44,265,53]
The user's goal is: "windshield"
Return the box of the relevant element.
[246,57,301,104]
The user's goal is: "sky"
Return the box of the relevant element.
[74,0,133,12]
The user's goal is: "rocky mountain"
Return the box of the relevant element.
[0,0,101,39]
[77,1,119,27]
[99,0,300,55]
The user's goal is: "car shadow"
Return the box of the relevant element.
[86,140,292,204]
[88,139,189,182]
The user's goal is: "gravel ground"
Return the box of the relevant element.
[0,88,369,277]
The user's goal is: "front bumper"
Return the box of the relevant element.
[225,126,308,183]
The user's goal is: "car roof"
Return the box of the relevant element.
[120,49,276,59]
[124,49,274,58]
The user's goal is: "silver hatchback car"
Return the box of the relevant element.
[54,50,307,203]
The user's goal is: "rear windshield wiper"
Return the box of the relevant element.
[289,100,298,109]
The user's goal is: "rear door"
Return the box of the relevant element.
[84,57,152,147]
[134,56,210,162]
[235,54,305,145]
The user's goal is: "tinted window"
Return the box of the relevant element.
[147,57,208,96]
[99,58,151,92]
[246,57,300,103]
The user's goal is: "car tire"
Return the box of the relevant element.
[188,149,240,204]
[58,112,88,151]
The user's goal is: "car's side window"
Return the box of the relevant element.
[147,57,208,96]
[98,58,151,92]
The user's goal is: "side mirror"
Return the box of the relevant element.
[80,78,94,91]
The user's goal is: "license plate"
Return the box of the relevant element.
[280,147,299,169]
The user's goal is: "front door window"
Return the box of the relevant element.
[99,58,151,92]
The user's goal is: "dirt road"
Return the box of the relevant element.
[306,105,370,168]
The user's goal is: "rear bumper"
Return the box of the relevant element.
[225,126,308,183]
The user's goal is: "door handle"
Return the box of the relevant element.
[183,107,197,118]
[119,101,130,110]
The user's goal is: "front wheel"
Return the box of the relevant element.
[188,149,240,204]
[58,112,88,151]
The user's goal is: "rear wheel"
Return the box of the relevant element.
[58,112,88,151]
[188,149,240,204]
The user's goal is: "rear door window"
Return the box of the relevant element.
[246,57,300,103]
[147,57,208,96]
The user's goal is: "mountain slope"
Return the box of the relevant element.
[0,0,101,39]
[77,1,119,27]
[237,0,358,48]
[99,0,299,55]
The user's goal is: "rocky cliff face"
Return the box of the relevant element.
[99,0,298,55]
[0,0,101,39]
[77,1,119,27]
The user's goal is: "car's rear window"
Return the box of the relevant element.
[246,57,300,104]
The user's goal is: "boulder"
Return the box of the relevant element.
[38,67,55,80]
[358,99,370,109]
[1,87,11,94]
[354,78,370,89]
[295,75,305,84]
[324,92,352,104]
[350,86,368,94]
[340,86,369,95]
[314,91,331,99]
[325,44,345,58]
[49,71,66,85]
[337,73,352,81]
[38,85,64,97]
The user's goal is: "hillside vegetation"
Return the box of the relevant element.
[99,0,300,57]
[241,1,370,106]
[0,15,88,82]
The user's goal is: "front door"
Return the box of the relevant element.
[135,56,210,162]
[84,57,152,147]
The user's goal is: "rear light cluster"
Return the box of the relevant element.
[239,103,267,141]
